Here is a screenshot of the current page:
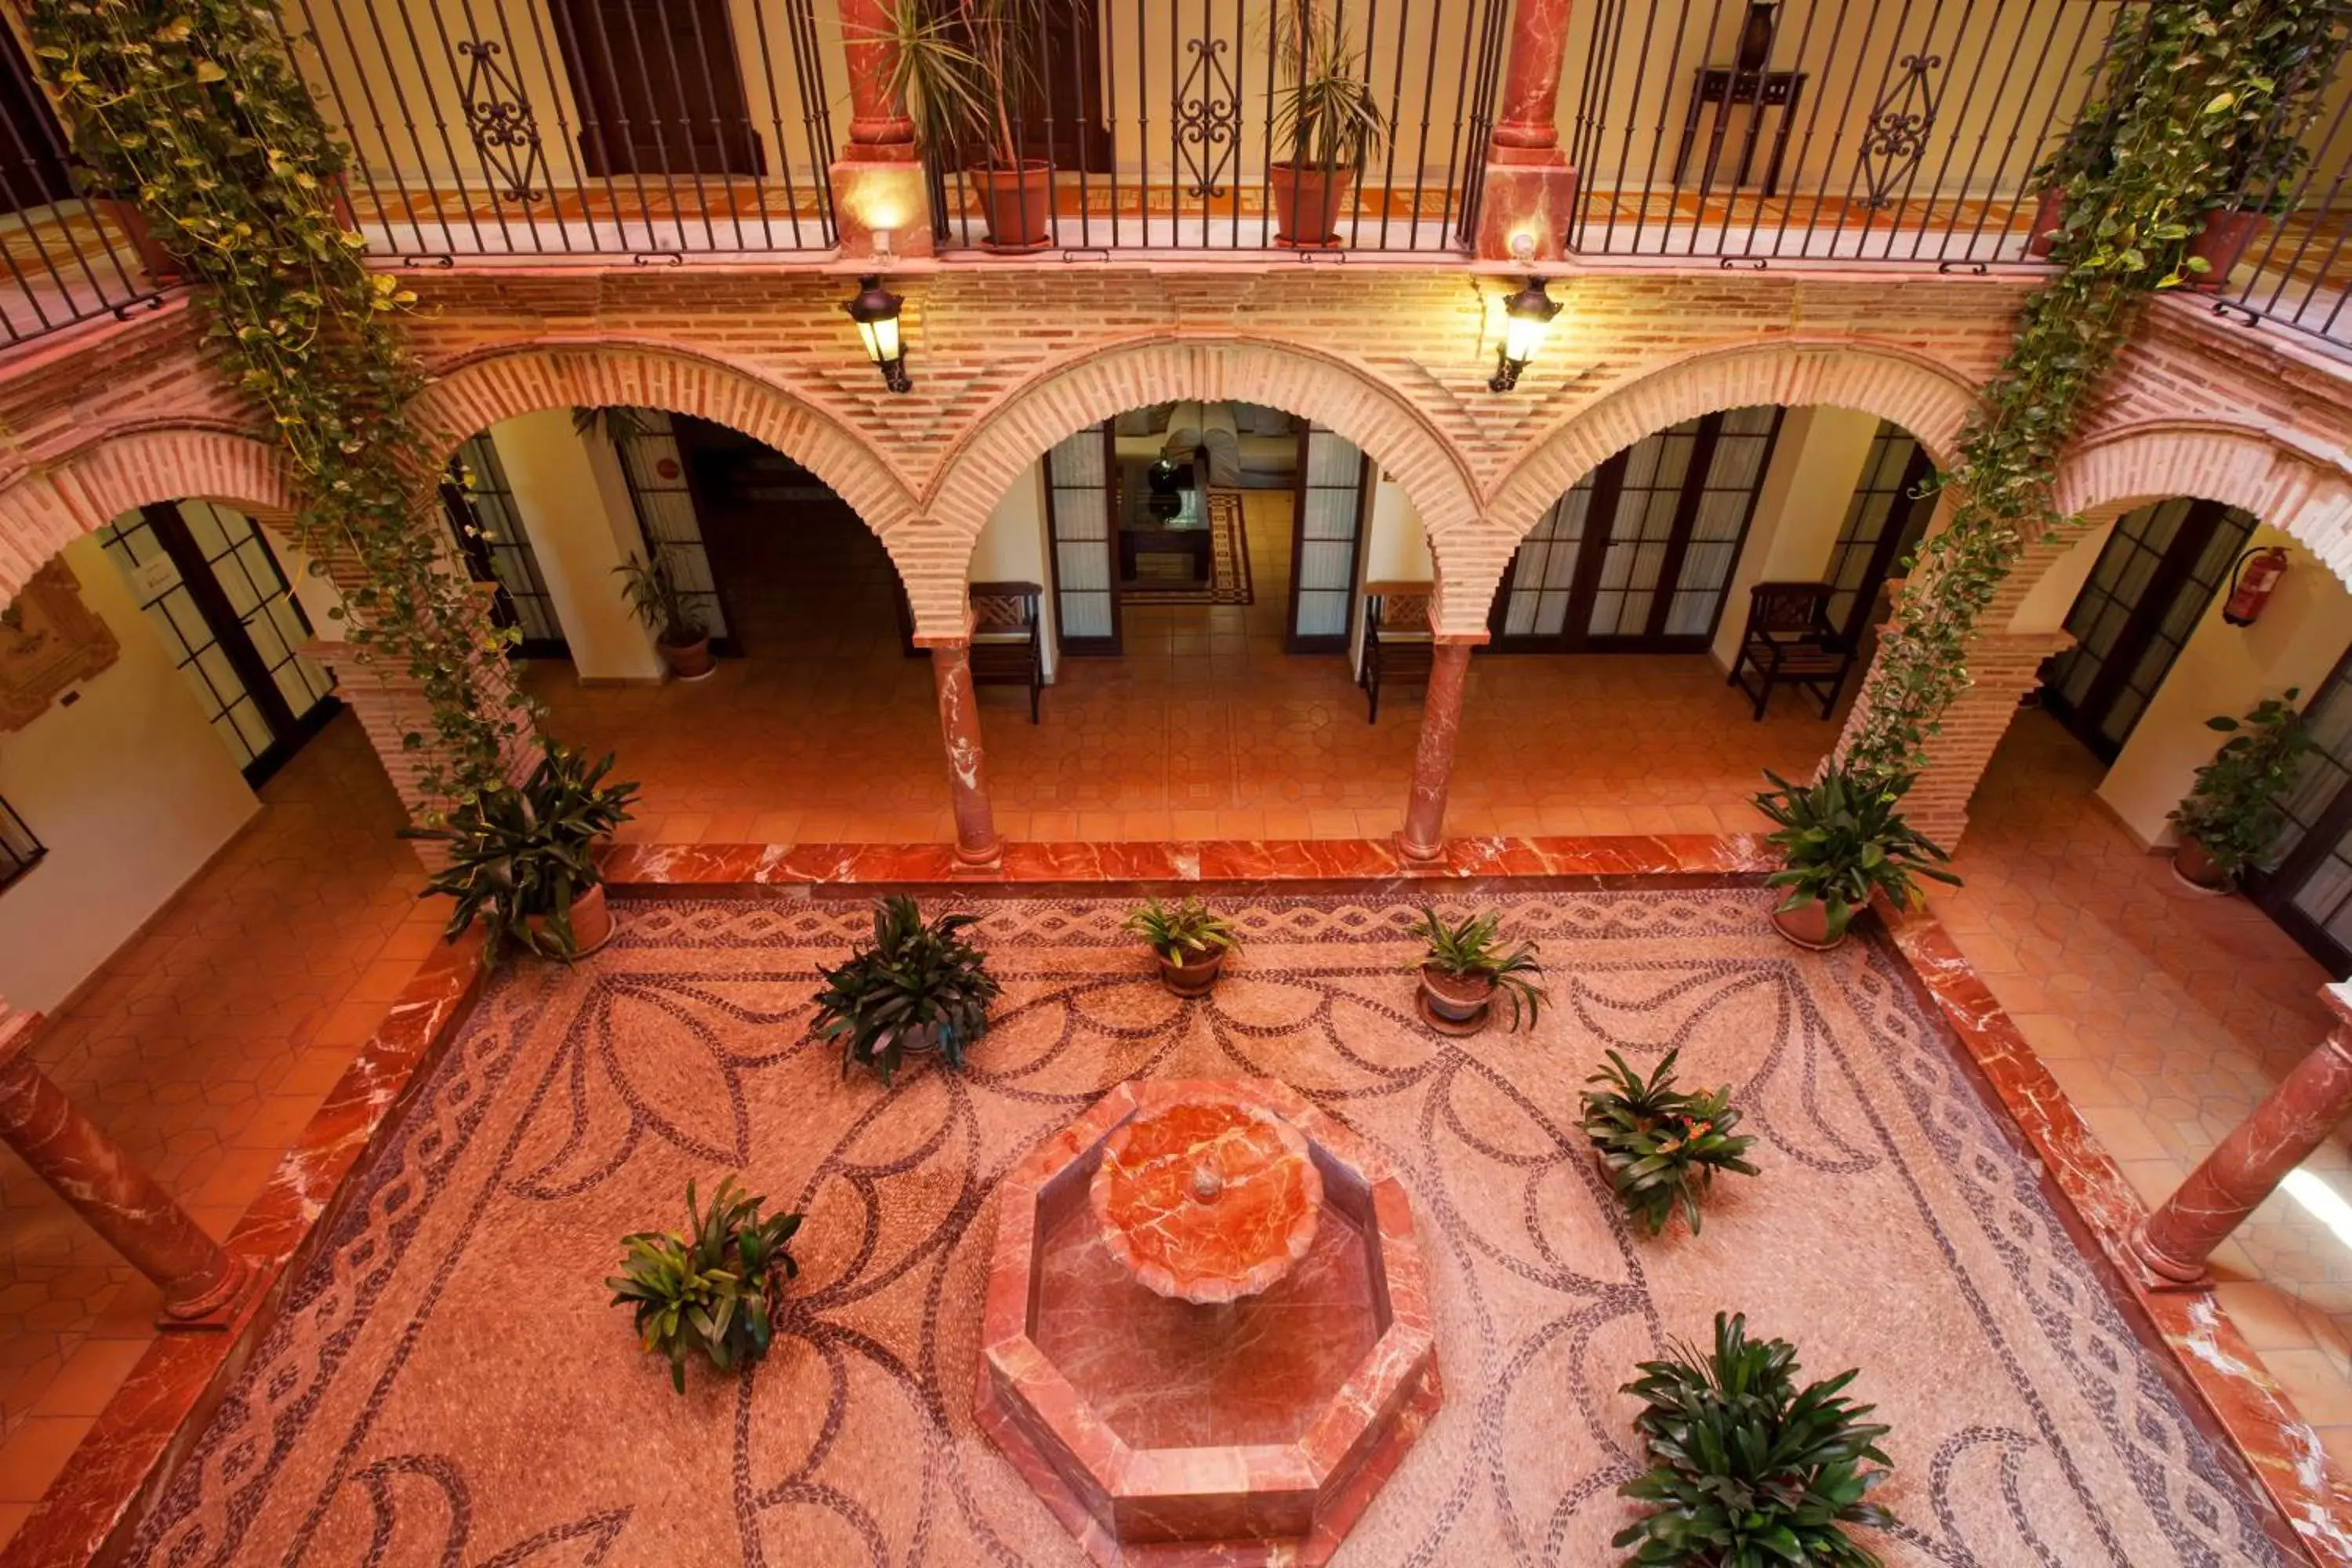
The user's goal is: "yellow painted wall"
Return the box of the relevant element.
[2100,527,2352,846]
[0,536,260,1011]
[968,460,1059,681]
[1350,469,1432,673]
[1710,405,1881,670]
[488,411,666,682]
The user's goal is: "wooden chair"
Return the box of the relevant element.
[1727,581,1853,720]
[967,580,1044,724]
[1359,580,1436,724]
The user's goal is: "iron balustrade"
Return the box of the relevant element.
[2217,77,2352,356]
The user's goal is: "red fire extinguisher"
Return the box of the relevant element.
[2223,546,2289,626]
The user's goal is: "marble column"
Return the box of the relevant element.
[831,0,931,260]
[927,639,1003,867]
[1399,638,1479,862]
[0,1002,259,1327]
[1475,0,1577,260]
[2131,982,2352,1287]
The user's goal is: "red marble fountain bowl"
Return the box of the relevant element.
[977,1077,1441,1566]
[1089,1094,1323,1305]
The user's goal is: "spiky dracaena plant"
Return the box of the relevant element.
[811,895,1001,1083]
[607,1178,801,1394]
[1581,1048,1759,1236]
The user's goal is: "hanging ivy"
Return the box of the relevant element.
[1844,0,2350,783]
[27,0,530,808]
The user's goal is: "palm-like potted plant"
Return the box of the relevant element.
[1581,1049,1759,1237]
[813,895,1002,1083]
[404,745,640,966]
[2170,689,2312,891]
[1753,767,1958,950]
[1412,907,1546,1035]
[615,548,713,681]
[873,0,1062,250]
[1616,1312,1896,1566]
[1268,0,1390,248]
[607,1177,802,1394]
[1123,896,1242,997]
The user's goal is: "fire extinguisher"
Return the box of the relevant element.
[2222,546,2289,626]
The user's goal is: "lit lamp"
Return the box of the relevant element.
[844,274,910,394]
[1490,277,1562,392]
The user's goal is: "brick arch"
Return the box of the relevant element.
[0,426,296,608]
[924,335,1484,633]
[2052,421,2352,580]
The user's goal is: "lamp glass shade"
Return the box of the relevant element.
[855,313,900,366]
[1500,282,1561,368]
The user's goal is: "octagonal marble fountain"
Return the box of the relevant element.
[976,1078,1439,1565]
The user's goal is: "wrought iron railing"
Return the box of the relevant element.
[2216,81,2352,355]
[925,0,1513,253]
[275,0,838,260]
[1563,0,2129,267]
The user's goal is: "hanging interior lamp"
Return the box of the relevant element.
[844,275,911,394]
[1490,277,1563,392]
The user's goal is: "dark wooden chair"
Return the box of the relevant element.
[1359,580,1436,724]
[1727,580,1853,720]
[968,580,1044,724]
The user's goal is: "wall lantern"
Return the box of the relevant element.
[1490,277,1562,392]
[844,274,910,394]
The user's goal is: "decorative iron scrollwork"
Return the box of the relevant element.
[1858,53,1941,210]
[458,38,546,205]
[1174,38,1240,199]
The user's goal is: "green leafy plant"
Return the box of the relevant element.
[1269,0,1390,175]
[615,549,708,649]
[402,745,639,965]
[1413,906,1547,1029]
[865,0,1069,169]
[1617,1313,1895,1566]
[606,1177,801,1395]
[1755,768,1958,942]
[2171,688,2314,882]
[1122,896,1241,967]
[813,895,1001,1083]
[1581,1049,1758,1237]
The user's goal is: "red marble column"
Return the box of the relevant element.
[838,0,915,154]
[1399,638,1478,862]
[831,0,932,259]
[0,1003,259,1327]
[1476,0,1578,260]
[928,639,1003,867]
[2131,983,2352,1286]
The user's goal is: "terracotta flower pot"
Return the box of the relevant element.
[92,197,183,288]
[2172,837,2233,892]
[1768,898,1844,952]
[1269,163,1356,249]
[2024,187,2065,259]
[1156,949,1225,997]
[661,634,715,681]
[971,160,1054,251]
[526,882,613,960]
[1417,964,1494,1035]
[2184,209,2266,294]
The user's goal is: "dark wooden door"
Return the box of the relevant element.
[552,0,766,177]
[1013,1,1109,171]
[0,26,74,216]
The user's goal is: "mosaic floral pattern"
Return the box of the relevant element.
[128,892,2284,1566]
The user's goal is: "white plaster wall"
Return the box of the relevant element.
[1711,406,1882,670]
[2011,521,2118,634]
[2100,527,2352,846]
[0,535,260,1011]
[1351,471,1435,673]
[489,411,666,683]
[967,461,1059,682]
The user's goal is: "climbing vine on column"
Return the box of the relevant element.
[27,0,530,808]
[1842,0,2349,784]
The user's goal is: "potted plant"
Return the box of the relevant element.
[607,1177,801,1394]
[1753,766,1958,950]
[2181,8,2344,292]
[1616,1312,1896,1565]
[404,744,640,966]
[2021,102,2115,260]
[1267,0,1390,248]
[1581,1048,1758,1237]
[813,895,1002,1083]
[1411,907,1546,1035]
[615,547,714,681]
[2169,689,2312,891]
[874,0,1062,251]
[1123,896,1242,997]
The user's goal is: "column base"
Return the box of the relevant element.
[829,159,935,260]
[2125,1219,2213,1292]
[1395,830,1446,866]
[1475,154,1577,262]
[160,1251,265,1331]
[952,840,1004,875]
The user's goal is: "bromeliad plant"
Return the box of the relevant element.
[404,745,638,965]
[1755,767,1958,944]
[1581,1049,1758,1237]
[607,1178,802,1395]
[1617,1313,1896,1567]
[1123,897,1242,967]
[813,895,1001,1084]
[2170,689,2314,885]
[1414,907,1548,1030]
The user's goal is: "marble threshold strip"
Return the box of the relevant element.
[3,834,2345,1567]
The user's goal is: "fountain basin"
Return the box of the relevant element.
[976,1078,1440,1565]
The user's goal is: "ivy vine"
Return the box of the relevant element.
[27,0,531,808]
[1845,0,2349,783]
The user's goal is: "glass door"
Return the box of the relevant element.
[1287,425,1369,653]
[443,436,567,658]
[1045,422,1119,655]
[2042,498,2259,761]
[2253,649,2352,974]
[610,409,735,653]
[1820,423,1939,647]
